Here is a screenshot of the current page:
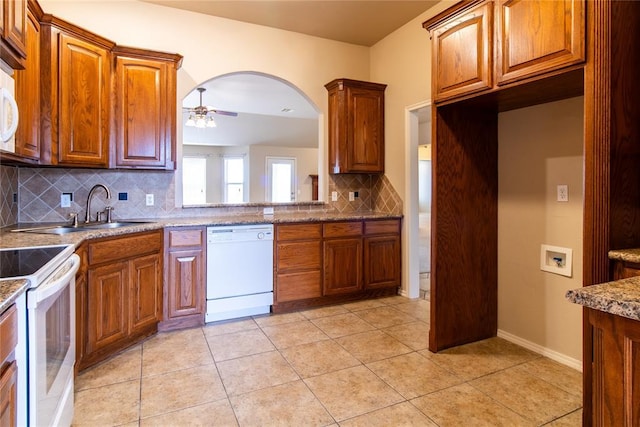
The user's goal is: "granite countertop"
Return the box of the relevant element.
[0,279,29,314]
[0,211,401,250]
[0,211,401,310]
[565,276,640,322]
[608,248,640,264]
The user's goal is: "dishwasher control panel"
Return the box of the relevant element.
[207,224,273,243]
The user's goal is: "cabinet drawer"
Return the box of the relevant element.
[0,305,17,367]
[276,271,322,302]
[323,221,362,238]
[277,241,322,272]
[168,229,204,248]
[88,231,162,265]
[364,219,400,235]
[276,223,322,241]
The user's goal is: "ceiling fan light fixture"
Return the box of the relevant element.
[195,117,207,128]
[185,115,196,127]
[206,116,217,128]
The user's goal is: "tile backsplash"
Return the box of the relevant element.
[1,167,402,225]
[0,166,18,227]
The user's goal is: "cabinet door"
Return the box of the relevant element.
[14,7,40,160]
[87,262,128,354]
[0,0,27,69]
[114,56,172,169]
[346,85,385,173]
[364,235,400,289]
[0,362,17,427]
[129,253,162,334]
[613,261,640,280]
[58,33,110,166]
[496,0,585,85]
[323,238,362,295]
[167,249,204,319]
[431,1,492,102]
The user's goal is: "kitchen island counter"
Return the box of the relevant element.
[565,276,640,321]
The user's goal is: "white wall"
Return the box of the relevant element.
[498,97,584,364]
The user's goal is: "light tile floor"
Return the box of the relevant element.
[72,296,583,426]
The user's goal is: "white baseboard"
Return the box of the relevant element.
[497,329,583,372]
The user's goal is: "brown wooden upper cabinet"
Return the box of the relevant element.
[113,47,182,170]
[40,15,113,167]
[424,0,585,103]
[325,79,386,174]
[0,0,27,69]
[14,0,41,161]
[428,1,493,102]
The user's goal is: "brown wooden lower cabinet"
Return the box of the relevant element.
[159,227,206,331]
[612,260,640,280]
[273,219,401,312]
[0,305,17,427]
[588,307,640,426]
[77,230,162,371]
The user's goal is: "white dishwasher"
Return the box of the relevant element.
[206,224,274,322]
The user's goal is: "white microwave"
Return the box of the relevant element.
[0,62,19,154]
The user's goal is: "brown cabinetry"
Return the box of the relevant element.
[0,0,27,69]
[0,305,17,427]
[325,79,386,174]
[14,1,41,161]
[113,47,181,170]
[364,220,401,289]
[274,223,322,305]
[273,218,400,312]
[40,15,113,167]
[323,222,363,295]
[612,260,640,281]
[424,0,585,103]
[588,308,640,426]
[429,1,492,102]
[78,230,162,371]
[495,0,585,86]
[160,227,206,331]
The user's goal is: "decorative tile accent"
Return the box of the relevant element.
[0,166,18,227]
[11,168,403,225]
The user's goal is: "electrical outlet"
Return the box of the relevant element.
[60,193,72,208]
[348,192,355,201]
[331,191,338,202]
[145,194,154,206]
[557,185,568,202]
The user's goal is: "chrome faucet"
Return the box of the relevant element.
[85,184,112,223]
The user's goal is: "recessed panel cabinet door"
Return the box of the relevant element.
[129,254,162,334]
[323,238,362,295]
[348,86,384,173]
[496,0,585,85]
[87,262,128,354]
[14,8,40,160]
[115,56,170,168]
[167,249,203,318]
[58,33,110,166]
[364,235,400,289]
[431,1,493,102]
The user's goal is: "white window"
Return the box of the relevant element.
[266,157,296,203]
[182,157,207,205]
[223,156,244,203]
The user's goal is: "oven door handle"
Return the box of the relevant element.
[27,254,80,309]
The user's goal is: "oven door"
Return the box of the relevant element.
[27,253,79,427]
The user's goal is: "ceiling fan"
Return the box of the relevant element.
[183,87,238,128]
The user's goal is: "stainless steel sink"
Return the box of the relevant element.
[83,221,150,229]
[11,221,152,235]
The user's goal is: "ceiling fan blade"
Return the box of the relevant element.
[212,110,239,117]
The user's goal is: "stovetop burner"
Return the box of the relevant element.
[0,246,69,279]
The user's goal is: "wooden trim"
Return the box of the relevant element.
[422,0,486,31]
[39,14,115,50]
[112,45,183,68]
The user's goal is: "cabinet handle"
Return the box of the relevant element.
[177,256,195,263]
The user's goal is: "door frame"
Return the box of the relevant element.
[403,100,431,299]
